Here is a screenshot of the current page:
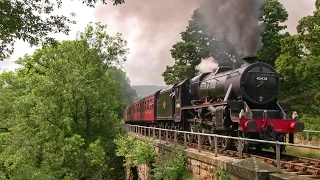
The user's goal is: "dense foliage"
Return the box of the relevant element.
[114,135,155,168]
[152,150,189,180]
[0,0,125,60]
[114,135,192,180]
[0,22,136,179]
[275,0,320,132]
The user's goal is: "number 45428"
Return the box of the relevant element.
[256,76,268,81]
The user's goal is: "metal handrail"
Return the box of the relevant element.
[123,124,320,172]
[303,130,320,133]
[301,130,320,142]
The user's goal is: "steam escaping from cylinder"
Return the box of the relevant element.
[199,0,265,57]
[196,57,219,74]
[208,105,216,115]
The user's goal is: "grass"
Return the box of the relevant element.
[285,146,320,159]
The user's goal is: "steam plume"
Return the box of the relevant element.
[91,0,315,85]
[199,0,265,57]
[196,57,219,73]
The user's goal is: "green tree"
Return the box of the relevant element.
[109,68,137,106]
[0,0,125,60]
[258,0,289,66]
[162,0,289,85]
[0,22,129,179]
[275,0,320,121]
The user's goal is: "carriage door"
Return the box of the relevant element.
[174,86,181,122]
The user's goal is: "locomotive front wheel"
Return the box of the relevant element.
[220,137,232,150]
[195,128,206,145]
[235,132,248,153]
[187,126,196,143]
[272,137,286,154]
[208,134,220,148]
[255,144,262,154]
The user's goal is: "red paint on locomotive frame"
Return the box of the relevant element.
[239,118,302,133]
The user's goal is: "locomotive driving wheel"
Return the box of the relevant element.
[220,134,232,150]
[208,132,219,148]
[195,128,206,145]
[187,126,196,143]
[235,131,248,153]
[272,136,286,154]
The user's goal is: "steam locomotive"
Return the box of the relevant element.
[124,57,304,153]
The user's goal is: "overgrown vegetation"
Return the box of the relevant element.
[114,135,155,168]
[114,135,191,180]
[285,147,320,159]
[0,22,136,179]
[152,150,191,180]
[213,165,231,180]
[0,0,125,60]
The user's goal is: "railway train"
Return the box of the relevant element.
[124,56,305,153]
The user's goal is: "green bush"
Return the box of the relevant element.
[152,150,190,180]
[114,135,155,167]
[213,165,231,180]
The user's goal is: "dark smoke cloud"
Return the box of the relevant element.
[93,0,315,86]
[198,0,265,57]
[94,1,202,85]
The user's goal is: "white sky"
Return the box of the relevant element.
[0,0,316,85]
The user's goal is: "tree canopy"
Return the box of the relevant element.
[0,0,125,61]
[275,0,320,127]
[0,22,135,179]
[162,0,289,85]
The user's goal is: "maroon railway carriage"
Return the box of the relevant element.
[124,91,160,123]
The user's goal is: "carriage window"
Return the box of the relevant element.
[150,100,152,111]
[175,88,180,99]
[146,100,148,111]
[147,100,149,111]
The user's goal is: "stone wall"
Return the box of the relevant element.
[187,158,215,179]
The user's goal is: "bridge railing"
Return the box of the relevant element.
[301,130,320,142]
[123,124,320,172]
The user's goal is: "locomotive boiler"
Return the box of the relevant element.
[190,57,279,105]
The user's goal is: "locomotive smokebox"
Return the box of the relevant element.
[242,56,257,64]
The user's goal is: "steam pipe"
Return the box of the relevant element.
[242,56,257,65]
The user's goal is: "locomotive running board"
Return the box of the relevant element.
[181,101,227,110]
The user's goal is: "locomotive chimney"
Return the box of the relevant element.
[242,56,257,66]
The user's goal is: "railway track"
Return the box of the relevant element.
[129,129,320,179]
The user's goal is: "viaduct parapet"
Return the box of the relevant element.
[126,132,313,180]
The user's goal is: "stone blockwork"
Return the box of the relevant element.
[127,133,312,180]
[187,158,215,179]
[137,164,150,180]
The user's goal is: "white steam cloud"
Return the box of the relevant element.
[199,0,265,57]
[196,57,219,73]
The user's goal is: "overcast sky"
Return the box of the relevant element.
[0,0,316,85]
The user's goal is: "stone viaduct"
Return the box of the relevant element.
[126,132,313,180]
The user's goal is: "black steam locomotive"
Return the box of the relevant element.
[124,57,304,153]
